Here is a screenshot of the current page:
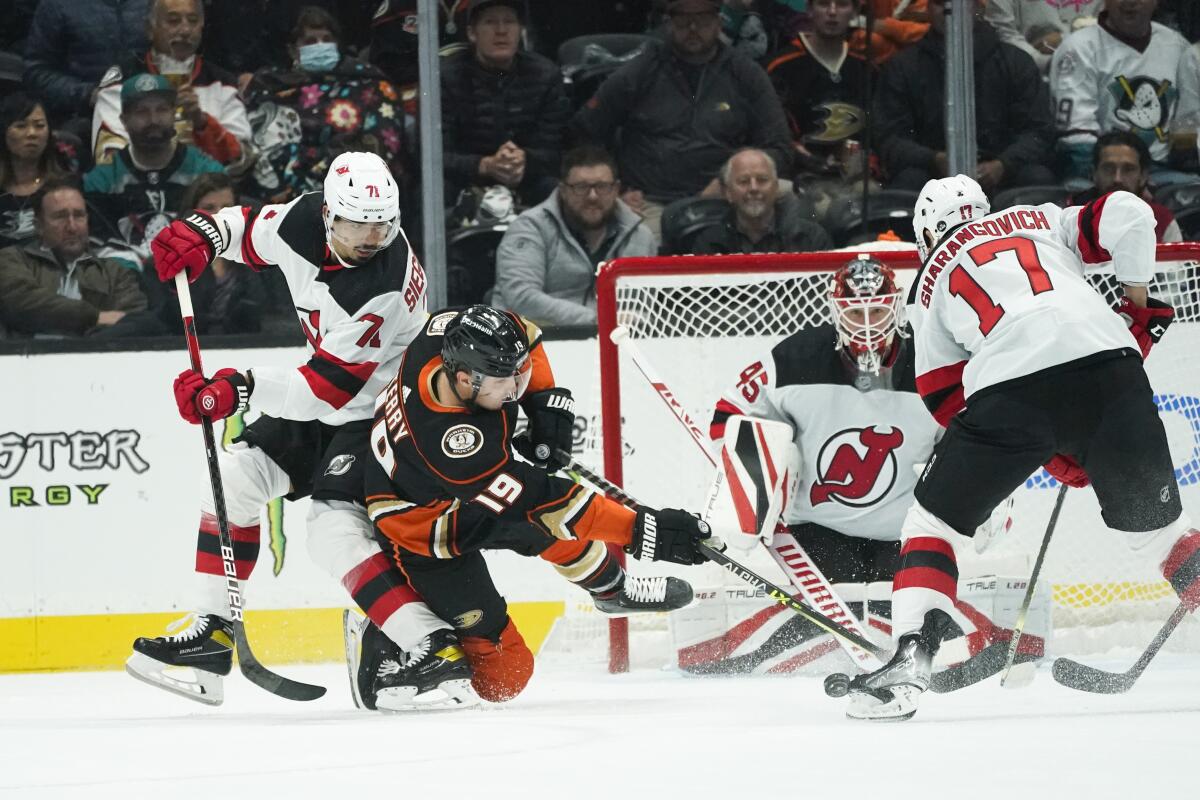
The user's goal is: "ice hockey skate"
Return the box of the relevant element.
[842,609,953,722]
[373,628,479,712]
[593,574,694,616]
[125,613,233,706]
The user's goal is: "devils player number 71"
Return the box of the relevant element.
[949,237,1054,336]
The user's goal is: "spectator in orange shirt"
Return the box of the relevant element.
[850,0,929,64]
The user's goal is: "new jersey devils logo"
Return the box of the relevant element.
[810,426,904,508]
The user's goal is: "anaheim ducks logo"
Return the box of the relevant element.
[1108,75,1178,143]
[804,101,865,144]
[810,426,904,507]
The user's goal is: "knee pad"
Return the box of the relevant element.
[461,618,534,703]
[210,443,291,524]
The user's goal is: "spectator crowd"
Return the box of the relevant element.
[1,0,1198,337]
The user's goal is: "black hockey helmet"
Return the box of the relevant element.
[442,305,531,406]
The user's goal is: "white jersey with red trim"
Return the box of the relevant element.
[207,192,428,425]
[908,192,1152,426]
[710,326,940,542]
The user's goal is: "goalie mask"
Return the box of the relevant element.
[323,151,401,267]
[442,305,532,409]
[829,255,903,376]
[913,174,990,262]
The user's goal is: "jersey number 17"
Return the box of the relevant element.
[948,237,1054,336]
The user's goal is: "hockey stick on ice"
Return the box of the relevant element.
[175,273,325,702]
[558,449,890,660]
[1052,602,1189,694]
[609,326,884,669]
[998,482,1068,688]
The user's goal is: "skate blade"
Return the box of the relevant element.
[376,679,480,712]
[125,652,224,706]
[342,609,368,710]
[845,684,920,722]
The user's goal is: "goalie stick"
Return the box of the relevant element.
[1051,602,1189,694]
[175,273,325,702]
[999,482,1068,688]
[609,325,884,670]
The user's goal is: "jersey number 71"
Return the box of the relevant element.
[947,237,1054,336]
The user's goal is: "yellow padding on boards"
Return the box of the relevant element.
[0,602,565,673]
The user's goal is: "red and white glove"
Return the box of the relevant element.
[1162,529,1200,611]
[1115,295,1174,360]
[1043,453,1089,488]
[152,212,223,283]
[172,368,252,424]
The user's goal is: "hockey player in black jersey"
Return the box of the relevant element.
[126,152,451,709]
[362,305,708,703]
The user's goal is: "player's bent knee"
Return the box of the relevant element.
[461,618,534,703]
[305,499,378,579]
[217,444,290,520]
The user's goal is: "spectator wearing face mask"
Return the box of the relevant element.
[242,5,405,202]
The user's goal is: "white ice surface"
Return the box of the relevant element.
[1,658,1197,800]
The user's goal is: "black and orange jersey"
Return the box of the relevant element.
[365,308,635,558]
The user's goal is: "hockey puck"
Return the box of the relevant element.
[823,672,851,698]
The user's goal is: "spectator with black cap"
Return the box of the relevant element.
[441,0,571,208]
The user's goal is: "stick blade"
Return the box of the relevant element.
[235,626,327,701]
[1051,657,1133,695]
[999,660,1036,689]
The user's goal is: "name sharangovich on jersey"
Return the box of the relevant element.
[1,428,150,508]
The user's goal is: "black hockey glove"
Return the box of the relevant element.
[627,507,710,566]
[515,387,575,471]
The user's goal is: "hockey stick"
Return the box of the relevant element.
[1051,602,1189,694]
[558,449,889,660]
[609,326,884,669]
[175,273,325,702]
[998,482,1068,688]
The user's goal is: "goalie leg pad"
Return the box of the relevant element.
[461,617,534,703]
[706,415,799,553]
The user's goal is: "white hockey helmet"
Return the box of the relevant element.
[912,174,990,261]
[322,151,401,265]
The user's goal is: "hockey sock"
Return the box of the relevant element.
[542,539,623,595]
[892,504,961,639]
[461,618,534,702]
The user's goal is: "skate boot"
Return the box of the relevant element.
[374,628,479,712]
[126,613,234,706]
[343,610,404,710]
[593,574,694,615]
[845,609,953,722]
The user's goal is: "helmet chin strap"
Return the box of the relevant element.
[443,366,484,413]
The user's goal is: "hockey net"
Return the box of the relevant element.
[557,244,1200,672]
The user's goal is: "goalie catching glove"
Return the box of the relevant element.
[152,211,223,284]
[1115,295,1174,359]
[173,368,252,423]
[627,507,711,565]
[514,387,574,471]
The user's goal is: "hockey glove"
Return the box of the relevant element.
[515,387,575,471]
[173,368,252,424]
[1115,295,1174,360]
[627,507,710,566]
[152,211,223,283]
[1043,453,1089,488]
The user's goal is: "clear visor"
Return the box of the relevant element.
[329,215,399,256]
[471,357,533,405]
[832,292,902,355]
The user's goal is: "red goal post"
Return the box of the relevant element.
[593,244,1200,673]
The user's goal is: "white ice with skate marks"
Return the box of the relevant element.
[1,659,1196,800]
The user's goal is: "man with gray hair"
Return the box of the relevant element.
[691,148,831,255]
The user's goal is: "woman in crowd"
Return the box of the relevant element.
[0,92,74,249]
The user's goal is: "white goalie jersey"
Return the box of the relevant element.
[710,326,940,542]
[207,191,428,425]
[908,193,1152,426]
